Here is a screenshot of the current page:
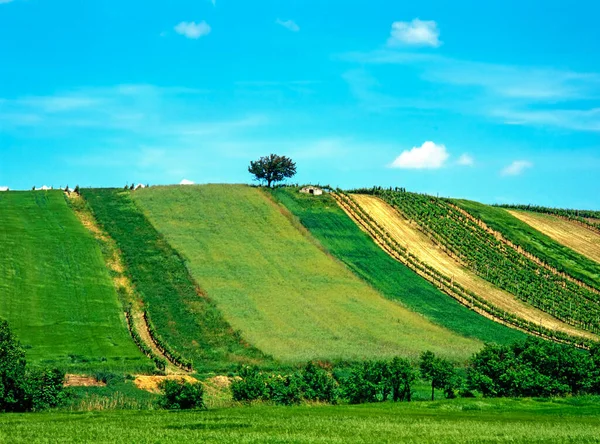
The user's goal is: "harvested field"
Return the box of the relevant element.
[352,194,595,341]
[508,210,600,264]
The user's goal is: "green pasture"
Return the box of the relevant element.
[4,397,600,443]
[132,184,480,363]
[0,191,150,372]
[270,188,526,345]
[81,188,267,374]
[454,199,600,290]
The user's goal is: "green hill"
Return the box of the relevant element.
[0,191,150,372]
[269,187,526,345]
[131,184,481,363]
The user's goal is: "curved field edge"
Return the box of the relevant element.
[347,193,594,343]
[80,188,269,374]
[506,210,600,265]
[0,191,150,373]
[453,199,600,291]
[268,187,526,345]
[132,184,480,363]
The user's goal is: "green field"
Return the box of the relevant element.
[132,185,481,363]
[0,191,150,372]
[454,199,600,290]
[4,397,600,443]
[270,188,526,345]
[81,188,267,374]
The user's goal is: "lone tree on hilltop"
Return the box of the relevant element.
[248,154,297,187]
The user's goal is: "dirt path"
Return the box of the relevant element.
[66,192,187,375]
[508,210,600,265]
[349,194,596,341]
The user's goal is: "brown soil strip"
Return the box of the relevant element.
[66,192,187,374]
[351,195,594,341]
[64,375,106,388]
[449,203,600,296]
[133,375,200,394]
[507,210,600,265]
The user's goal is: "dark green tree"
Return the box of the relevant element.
[248,154,297,187]
[0,320,27,412]
[419,351,457,401]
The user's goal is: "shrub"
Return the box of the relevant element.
[266,373,304,406]
[24,368,67,411]
[158,379,205,410]
[231,366,268,402]
[301,362,338,403]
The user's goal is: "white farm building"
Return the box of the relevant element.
[300,186,323,196]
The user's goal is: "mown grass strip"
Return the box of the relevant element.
[80,188,269,374]
[269,187,526,346]
[0,191,150,373]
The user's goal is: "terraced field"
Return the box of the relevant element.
[0,191,150,372]
[350,194,593,341]
[507,210,600,264]
[132,185,482,363]
[270,187,526,346]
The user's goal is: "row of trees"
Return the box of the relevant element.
[230,337,600,407]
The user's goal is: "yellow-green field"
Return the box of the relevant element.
[133,185,481,363]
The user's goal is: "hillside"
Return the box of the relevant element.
[506,210,600,264]
[359,189,599,341]
[349,194,593,341]
[454,200,600,291]
[0,191,150,372]
[131,185,482,363]
[269,187,526,345]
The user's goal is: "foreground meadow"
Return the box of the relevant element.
[3,397,600,443]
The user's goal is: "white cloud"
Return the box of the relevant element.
[388,19,441,47]
[457,154,474,166]
[390,141,449,169]
[501,160,533,176]
[276,19,300,32]
[180,179,195,185]
[174,21,211,39]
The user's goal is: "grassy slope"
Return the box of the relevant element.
[81,188,267,374]
[271,188,525,345]
[133,184,481,363]
[5,398,600,443]
[454,199,600,290]
[0,191,149,372]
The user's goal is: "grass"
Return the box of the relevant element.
[132,184,481,363]
[270,188,526,346]
[80,188,267,374]
[453,199,600,290]
[4,397,600,443]
[0,191,150,373]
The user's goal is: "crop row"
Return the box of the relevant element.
[494,203,600,232]
[143,308,193,371]
[123,304,167,372]
[352,188,600,335]
[335,191,591,348]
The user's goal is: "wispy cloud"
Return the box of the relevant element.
[276,19,300,32]
[501,160,533,176]
[340,47,600,131]
[457,154,474,166]
[390,141,449,169]
[388,19,441,47]
[174,21,211,39]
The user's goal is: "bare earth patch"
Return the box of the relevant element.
[351,194,596,341]
[508,210,600,264]
[64,375,106,387]
[133,375,199,393]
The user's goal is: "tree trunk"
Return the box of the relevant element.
[267,179,272,187]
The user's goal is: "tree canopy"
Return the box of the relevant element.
[248,154,297,187]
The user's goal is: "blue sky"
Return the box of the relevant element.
[1,0,599,208]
